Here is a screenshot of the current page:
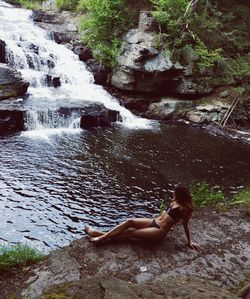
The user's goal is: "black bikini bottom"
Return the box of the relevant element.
[150,219,161,229]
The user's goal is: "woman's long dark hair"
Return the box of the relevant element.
[174,186,193,215]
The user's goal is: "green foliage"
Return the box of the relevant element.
[151,0,189,29]
[79,0,130,66]
[224,53,250,82]
[76,0,87,12]
[194,38,223,69]
[151,0,190,50]
[19,0,43,9]
[0,243,44,269]
[159,193,169,214]
[232,189,250,206]
[55,0,79,11]
[191,182,225,207]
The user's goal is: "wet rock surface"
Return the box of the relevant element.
[16,207,250,299]
[0,63,29,101]
[0,39,6,63]
[80,104,120,128]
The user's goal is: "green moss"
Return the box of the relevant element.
[0,243,44,269]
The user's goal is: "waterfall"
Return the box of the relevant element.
[0,1,155,132]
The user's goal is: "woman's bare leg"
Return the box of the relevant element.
[91,218,153,243]
[122,227,166,242]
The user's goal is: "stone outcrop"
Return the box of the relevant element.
[72,45,93,62]
[110,10,230,97]
[0,100,120,134]
[111,29,184,94]
[18,208,249,299]
[0,63,29,101]
[32,10,81,45]
[80,103,120,128]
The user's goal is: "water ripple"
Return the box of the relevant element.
[0,125,250,251]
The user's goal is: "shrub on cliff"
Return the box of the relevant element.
[18,0,43,9]
[55,0,79,11]
[79,0,131,67]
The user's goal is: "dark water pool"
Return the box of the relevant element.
[0,123,250,251]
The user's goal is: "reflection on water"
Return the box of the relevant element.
[0,123,250,251]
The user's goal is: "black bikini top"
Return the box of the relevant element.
[166,201,182,222]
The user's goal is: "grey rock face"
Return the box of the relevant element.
[85,59,111,85]
[111,29,184,93]
[111,21,227,97]
[0,63,29,100]
[138,11,157,32]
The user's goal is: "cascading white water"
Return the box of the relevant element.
[0,0,155,133]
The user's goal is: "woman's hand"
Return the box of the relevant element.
[188,241,203,252]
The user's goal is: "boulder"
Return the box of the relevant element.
[0,39,6,63]
[80,104,120,128]
[111,29,184,94]
[85,59,111,85]
[138,11,157,32]
[72,45,93,62]
[111,68,135,90]
[146,98,194,119]
[0,110,25,133]
[52,31,75,44]
[0,63,29,100]
[45,75,61,87]
[32,10,58,24]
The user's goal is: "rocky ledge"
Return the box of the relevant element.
[0,100,120,134]
[0,63,29,101]
[1,207,249,298]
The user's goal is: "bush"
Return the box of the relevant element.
[191,182,225,207]
[0,243,44,269]
[79,0,131,66]
[19,0,43,9]
[55,0,79,11]
[224,53,250,83]
[232,189,250,206]
[194,37,223,69]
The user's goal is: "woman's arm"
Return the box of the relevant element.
[182,216,202,252]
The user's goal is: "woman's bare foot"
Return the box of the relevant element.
[84,226,104,238]
[90,236,103,244]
